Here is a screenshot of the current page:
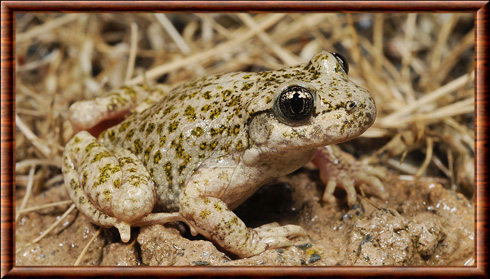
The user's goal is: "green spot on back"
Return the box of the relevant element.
[113,178,121,189]
[91,151,112,163]
[144,142,155,164]
[133,139,143,155]
[192,127,204,137]
[146,123,155,135]
[201,104,211,112]
[241,83,253,91]
[157,123,164,134]
[119,122,130,133]
[162,105,175,116]
[222,89,232,100]
[184,105,196,121]
[202,91,212,99]
[126,129,135,140]
[164,161,173,183]
[210,107,221,120]
[168,121,179,133]
[154,150,162,164]
[199,142,207,150]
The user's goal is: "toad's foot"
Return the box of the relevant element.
[181,196,306,258]
[253,222,306,248]
[312,145,389,206]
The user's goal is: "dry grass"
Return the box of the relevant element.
[15,13,475,258]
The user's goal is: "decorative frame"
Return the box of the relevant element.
[1,1,488,277]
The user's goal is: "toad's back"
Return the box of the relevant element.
[99,71,262,210]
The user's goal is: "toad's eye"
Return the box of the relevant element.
[332,52,349,74]
[274,85,314,122]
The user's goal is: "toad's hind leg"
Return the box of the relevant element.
[180,196,306,258]
[62,131,157,242]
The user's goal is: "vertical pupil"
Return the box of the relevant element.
[290,92,304,114]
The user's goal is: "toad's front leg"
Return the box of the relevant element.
[313,145,388,206]
[68,84,168,135]
[180,194,306,258]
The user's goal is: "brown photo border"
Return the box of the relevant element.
[1,1,488,277]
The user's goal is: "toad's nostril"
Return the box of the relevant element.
[346,101,357,112]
